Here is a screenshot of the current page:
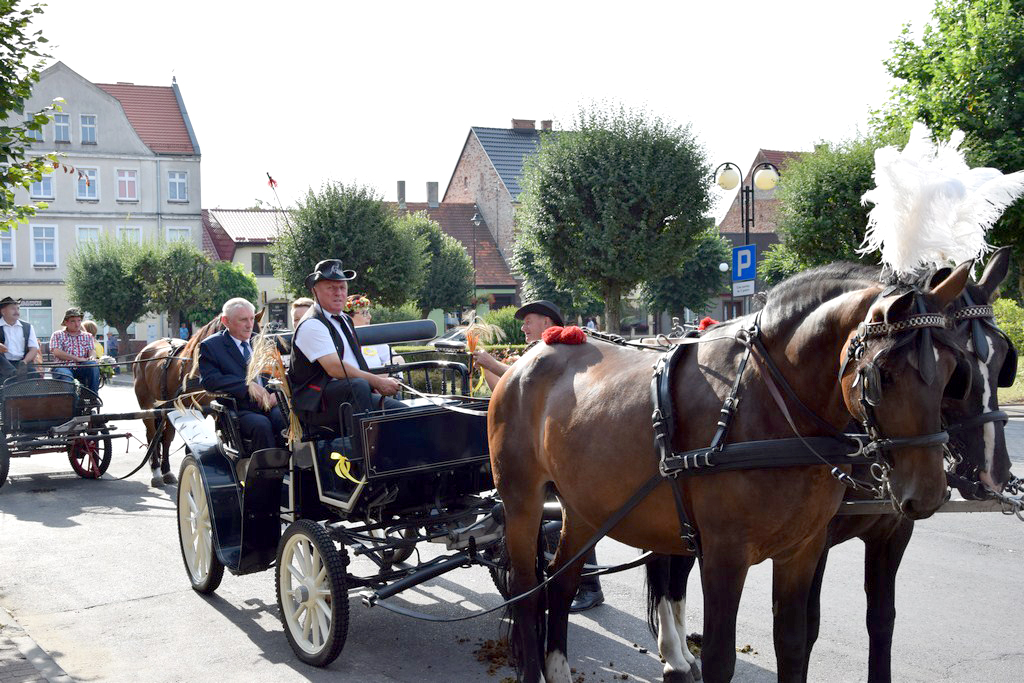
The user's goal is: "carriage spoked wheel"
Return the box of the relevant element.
[369,521,417,566]
[176,455,225,594]
[276,519,349,667]
[67,429,112,479]
[488,527,559,599]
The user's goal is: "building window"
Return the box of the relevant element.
[77,225,101,244]
[116,169,138,201]
[54,114,70,142]
[251,252,274,276]
[25,117,43,141]
[29,172,54,199]
[166,226,191,242]
[0,228,13,266]
[167,171,187,201]
[77,168,98,200]
[80,114,97,144]
[117,226,142,243]
[23,306,53,341]
[31,225,56,266]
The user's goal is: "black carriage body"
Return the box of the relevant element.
[0,374,101,456]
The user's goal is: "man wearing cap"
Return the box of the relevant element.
[50,308,100,393]
[472,299,606,612]
[0,297,41,379]
[199,298,287,452]
[289,259,404,432]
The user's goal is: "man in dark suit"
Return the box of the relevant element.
[198,298,287,451]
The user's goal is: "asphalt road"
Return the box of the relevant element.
[0,385,1022,682]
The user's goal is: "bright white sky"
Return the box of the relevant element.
[35,0,936,217]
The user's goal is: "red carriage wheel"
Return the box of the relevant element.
[67,430,112,479]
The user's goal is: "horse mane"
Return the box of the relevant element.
[184,315,225,379]
[760,262,881,336]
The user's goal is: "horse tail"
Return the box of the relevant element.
[646,553,670,637]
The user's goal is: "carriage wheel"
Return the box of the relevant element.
[0,439,9,490]
[67,430,112,479]
[177,455,225,594]
[276,519,349,667]
[370,523,417,566]
[488,527,558,599]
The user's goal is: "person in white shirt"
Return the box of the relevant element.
[0,297,41,378]
[288,260,404,430]
[345,295,405,369]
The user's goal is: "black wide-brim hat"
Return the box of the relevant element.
[0,296,21,309]
[515,300,563,327]
[304,259,357,290]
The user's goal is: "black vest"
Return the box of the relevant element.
[0,322,32,360]
[289,309,362,413]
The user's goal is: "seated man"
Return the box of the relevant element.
[50,308,100,393]
[0,296,41,379]
[289,259,404,431]
[199,298,287,452]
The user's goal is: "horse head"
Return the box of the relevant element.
[838,262,972,520]
[938,247,1016,497]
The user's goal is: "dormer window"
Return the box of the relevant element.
[54,114,70,143]
[80,115,97,144]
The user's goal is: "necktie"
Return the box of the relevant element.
[333,314,369,371]
[240,341,251,364]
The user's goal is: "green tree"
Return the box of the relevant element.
[143,240,215,332]
[758,133,892,286]
[510,228,603,319]
[642,227,730,320]
[185,260,259,323]
[273,182,425,306]
[66,236,153,340]
[879,0,1024,289]
[1,1,59,234]
[516,103,711,330]
[399,211,474,317]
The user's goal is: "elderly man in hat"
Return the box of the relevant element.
[50,307,100,393]
[288,260,404,432]
[0,297,41,379]
[472,299,606,611]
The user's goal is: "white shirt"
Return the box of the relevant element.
[360,343,392,369]
[293,304,361,368]
[1,319,40,361]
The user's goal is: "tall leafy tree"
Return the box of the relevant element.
[642,226,731,320]
[517,104,711,330]
[66,236,153,340]
[185,260,259,324]
[273,182,425,305]
[758,133,892,285]
[879,0,1024,289]
[509,228,602,319]
[1,1,59,233]
[143,240,215,332]
[399,211,474,317]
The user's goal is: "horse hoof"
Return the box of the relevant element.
[664,670,697,683]
[162,472,178,485]
[151,475,165,487]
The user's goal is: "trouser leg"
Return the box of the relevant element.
[238,410,275,451]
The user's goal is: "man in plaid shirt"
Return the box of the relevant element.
[50,308,100,393]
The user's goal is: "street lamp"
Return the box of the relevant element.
[714,161,780,247]
[470,209,482,303]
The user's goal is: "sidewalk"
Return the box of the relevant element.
[1003,404,1024,419]
[0,609,73,683]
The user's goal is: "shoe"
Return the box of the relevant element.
[569,589,604,613]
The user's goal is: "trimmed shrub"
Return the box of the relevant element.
[482,306,526,345]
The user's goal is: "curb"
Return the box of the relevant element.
[0,607,74,683]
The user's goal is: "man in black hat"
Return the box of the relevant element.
[288,259,404,431]
[0,297,40,379]
[472,299,605,611]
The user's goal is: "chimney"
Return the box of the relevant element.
[540,120,552,131]
[512,119,536,130]
[427,181,439,208]
[397,180,406,210]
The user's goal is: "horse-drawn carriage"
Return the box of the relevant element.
[0,370,115,488]
[171,319,510,667]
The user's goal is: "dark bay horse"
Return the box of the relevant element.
[646,250,1016,683]
[488,265,971,683]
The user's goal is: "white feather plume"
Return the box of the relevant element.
[859,122,1024,278]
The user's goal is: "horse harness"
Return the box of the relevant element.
[159,338,190,400]
[648,294,966,557]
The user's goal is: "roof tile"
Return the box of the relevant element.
[95,83,195,155]
[471,127,544,198]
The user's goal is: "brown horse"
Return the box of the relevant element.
[488,265,971,683]
[132,314,256,486]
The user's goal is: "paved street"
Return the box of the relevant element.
[1,385,1022,682]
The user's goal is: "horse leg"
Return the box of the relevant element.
[543,509,592,682]
[698,546,749,683]
[864,519,913,683]
[150,416,175,487]
[160,423,177,484]
[800,545,830,683]
[647,554,700,683]
[504,486,548,683]
[771,532,829,683]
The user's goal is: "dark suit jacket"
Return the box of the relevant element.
[198,330,264,413]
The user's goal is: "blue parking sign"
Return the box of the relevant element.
[732,244,757,282]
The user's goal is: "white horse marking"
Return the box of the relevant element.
[671,598,700,675]
[658,598,693,678]
[544,650,572,683]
